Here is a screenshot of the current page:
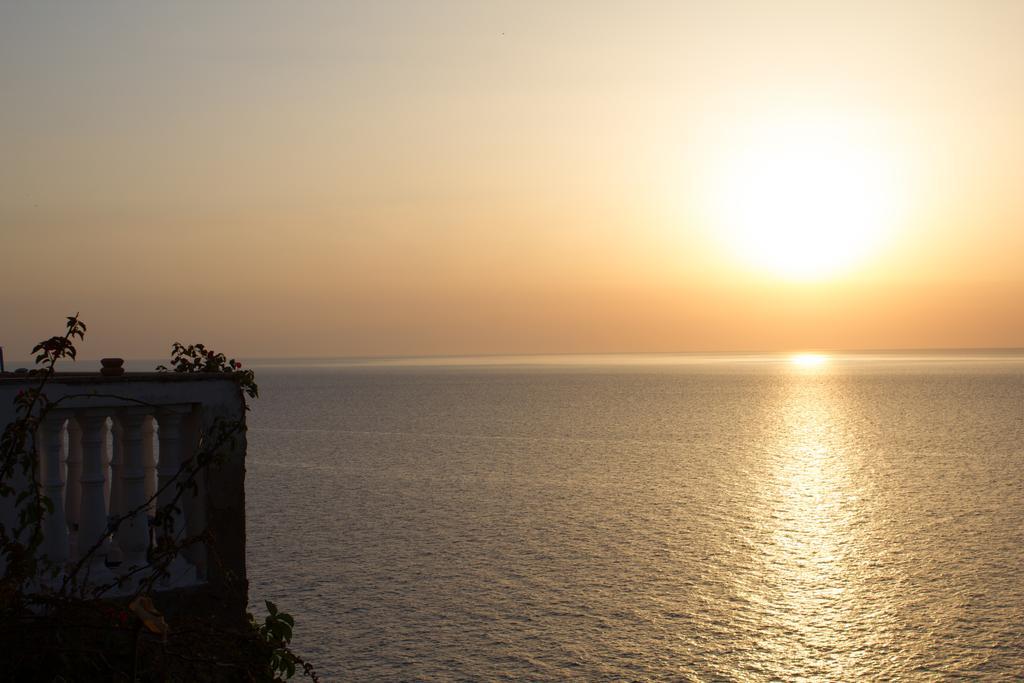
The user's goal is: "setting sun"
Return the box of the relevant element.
[705,114,907,281]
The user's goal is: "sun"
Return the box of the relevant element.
[704,114,905,280]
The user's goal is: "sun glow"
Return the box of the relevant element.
[790,353,828,367]
[705,114,906,281]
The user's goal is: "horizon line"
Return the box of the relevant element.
[9,345,1024,366]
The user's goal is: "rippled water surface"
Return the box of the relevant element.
[245,355,1024,680]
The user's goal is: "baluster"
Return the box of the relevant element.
[39,413,70,571]
[102,419,111,514]
[106,419,125,566]
[65,418,82,535]
[116,411,151,573]
[155,411,196,585]
[143,417,157,515]
[156,412,186,535]
[181,410,206,575]
[75,412,113,582]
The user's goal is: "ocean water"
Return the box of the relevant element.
[244,354,1024,681]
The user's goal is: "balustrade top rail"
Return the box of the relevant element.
[0,371,245,382]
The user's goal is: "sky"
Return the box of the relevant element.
[2,1,1023,360]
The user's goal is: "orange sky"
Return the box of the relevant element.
[2,2,1022,359]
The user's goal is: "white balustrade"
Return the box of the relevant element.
[0,372,245,596]
[54,408,199,589]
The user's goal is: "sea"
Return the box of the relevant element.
[243,353,1024,681]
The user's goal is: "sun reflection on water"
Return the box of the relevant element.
[743,375,880,677]
[790,353,828,368]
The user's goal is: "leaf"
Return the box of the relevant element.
[129,595,169,638]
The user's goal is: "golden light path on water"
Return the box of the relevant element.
[741,357,889,677]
